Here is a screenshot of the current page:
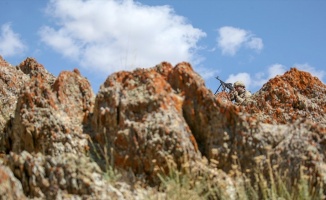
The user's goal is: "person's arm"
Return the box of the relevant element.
[237,91,251,104]
[235,94,245,104]
[229,90,237,101]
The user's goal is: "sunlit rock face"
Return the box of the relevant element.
[219,67,326,189]
[92,62,203,183]
[243,67,326,124]
[1,54,326,199]
[3,57,94,156]
[4,151,137,199]
[0,56,30,153]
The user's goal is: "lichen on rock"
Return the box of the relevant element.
[0,55,326,199]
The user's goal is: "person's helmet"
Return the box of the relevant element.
[234,81,245,87]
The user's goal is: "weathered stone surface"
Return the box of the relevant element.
[1,55,326,199]
[18,57,56,83]
[0,165,27,200]
[0,55,10,67]
[0,56,30,153]
[92,62,201,184]
[167,63,243,166]
[3,150,153,199]
[211,68,326,190]
[225,119,326,181]
[4,58,94,156]
[243,68,326,124]
[52,69,95,129]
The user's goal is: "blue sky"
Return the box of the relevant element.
[1,0,325,94]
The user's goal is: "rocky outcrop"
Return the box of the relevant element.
[213,68,326,190]
[0,55,326,199]
[167,63,244,170]
[226,118,326,182]
[52,69,94,127]
[210,68,326,178]
[244,68,326,124]
[92,62,202,184]
[18,57,56,83]
[241,68,326,187]
[1,57,94,157]
[0,56,30,153]
[3,151,143,199]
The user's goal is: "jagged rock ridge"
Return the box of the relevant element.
[0,55,325,199]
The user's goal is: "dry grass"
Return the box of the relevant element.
[156,156,325,200]
[88,134,325,199]
[88,136,122,183]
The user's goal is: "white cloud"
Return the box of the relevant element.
[39,0,206,75]
[226,72,251,88]
[251,64,286,88]
[294,63,325,82]
[39,26,80,59]
[268,64,286,79]
[0,23,26,57]
[217,26,263,56]
[197,66,219,80]
[246,37,263,52]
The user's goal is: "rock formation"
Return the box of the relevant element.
[244,68,326,124]
[0,54,325,199]
[0,56,30,153]
[5,57,92,156]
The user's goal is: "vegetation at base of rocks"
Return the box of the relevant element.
[156,159,324,200]
[88,137,122,184]
[87,134,325,199]
[157,167,223,200]
[239,166,324,200]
